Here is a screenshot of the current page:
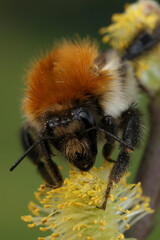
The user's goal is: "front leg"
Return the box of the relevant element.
[40,132,63,187]
[100,104,143,210]
[21,125,63,186]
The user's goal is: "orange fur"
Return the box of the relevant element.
[23,39,111,122]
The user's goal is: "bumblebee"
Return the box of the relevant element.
[10,39,143,210]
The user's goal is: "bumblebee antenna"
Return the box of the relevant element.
[80,127,134,151]
[10,136,56,172]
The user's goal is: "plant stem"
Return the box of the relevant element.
[131,94,160,240]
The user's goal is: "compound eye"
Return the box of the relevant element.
[78,109,96,127]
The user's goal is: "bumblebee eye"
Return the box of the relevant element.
[76,108,96,127]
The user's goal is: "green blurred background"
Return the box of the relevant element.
[0,0,160,239]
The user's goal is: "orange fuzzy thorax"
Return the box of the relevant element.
[23,39,111,122]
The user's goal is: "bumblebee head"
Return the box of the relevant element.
[46,107,97,171]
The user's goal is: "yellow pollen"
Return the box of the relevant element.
[98,166,103,171]
[110,194,114,201]
[126,209,131,215]
[118,206,122,212]
[51,233,60,238]
[40,198,50,204]
[62,217,66,222]
[40,227,47,232]
[101,227,105,231]
[134,204,140,211]
[28,222,36,228]
[34,191,41,202]
[28,201,36,211]
[44,204,51,208]
[87,237,94,240]
[78,232,82,237]
[81,224,87,228]
[41,217,47,225]
[93,219,97,224]
[50,222,57,229]
[93,166,97,171]
[72,225,76,231]
[58,204,65,209]
[100,220,106,226]
[38,184,46,192]
[126,224,130,230]
[38,238,45,240]
[21,215,32,222]
[120,197,128,201]
[46,194,53,199]
[68,216,73,221]
[117,234,125,240]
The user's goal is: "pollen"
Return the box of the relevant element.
[125,224,130,230]
[40,227,47,232]
[120,197,128,201]
[87,237,94,240]
[28,222,37,228]
[44,204,51,208]
[41,217,47,225]
[22,162,153,240]
[21,215,32,222]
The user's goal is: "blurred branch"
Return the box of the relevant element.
[130,94,160,240]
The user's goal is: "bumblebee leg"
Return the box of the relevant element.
[100,104,142,210]
[102,116,116,162]
[21,127,63,186]
[40,133,63,187]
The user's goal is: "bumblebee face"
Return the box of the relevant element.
[46,107,97,171]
